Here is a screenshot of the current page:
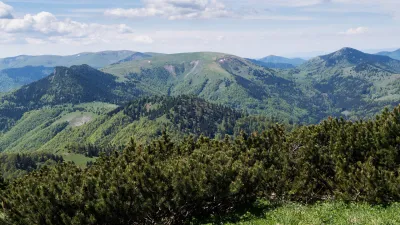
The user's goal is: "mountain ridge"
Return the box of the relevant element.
[0,50,140,70]
[259,55,306,66]
[377,49,400,60]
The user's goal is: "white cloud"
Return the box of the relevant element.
[0,4,154,46]
[0,1,13,19]
[104,0,232,20]
[0,12,106,36]
[340,27,369,35]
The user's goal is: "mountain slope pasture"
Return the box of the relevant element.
[103,52,317,122]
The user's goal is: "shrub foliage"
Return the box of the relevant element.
[2,106,400,224]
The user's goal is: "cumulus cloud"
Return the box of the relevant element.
[104,0,232,20]
[340,27,369,35]
[0,12,129,36]
[0,4,154,46]
[0,1,13,19]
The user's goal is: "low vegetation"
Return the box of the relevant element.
[1,105,400,224]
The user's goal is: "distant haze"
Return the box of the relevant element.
[0,1,399,58]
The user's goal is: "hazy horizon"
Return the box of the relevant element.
[0,0,400,58]
[0,46,398,60]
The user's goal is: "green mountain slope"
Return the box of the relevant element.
[102,52,320,123]
[0,50,140,70]
[377,49,400,60]
[0,66,53,92]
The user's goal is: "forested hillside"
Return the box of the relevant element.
[1,104,400,224]
[0,96,279,153]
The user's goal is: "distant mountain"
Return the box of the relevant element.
[246,58,296,69]
[258,55,306,66]
[0,50,143,70]
[2,65,139,107]
[291,47,400,116]
[0,66,53,92]
[376,49,400,60]
[114,52,152,64]
[299,47,400,75]
[0,51,154,92]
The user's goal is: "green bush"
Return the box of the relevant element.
[2,106,400,224]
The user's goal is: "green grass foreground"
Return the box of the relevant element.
[202,202,400,225]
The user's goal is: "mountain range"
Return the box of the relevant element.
[0,50,138,70]
[0,47,399,154]
[0,51,157,93]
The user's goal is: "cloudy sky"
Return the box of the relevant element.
[0,0,399,58]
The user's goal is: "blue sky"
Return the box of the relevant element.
[0,0,399,58]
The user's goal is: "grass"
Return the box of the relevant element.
[60,152,96,167]
[201,201,400,225]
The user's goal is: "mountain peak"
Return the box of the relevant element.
[301,47,400,74]
[316,47,395,67]
[334,47,362,55]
